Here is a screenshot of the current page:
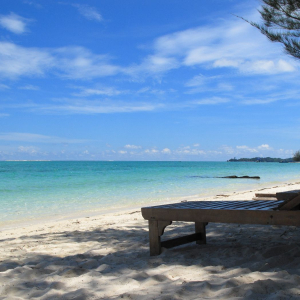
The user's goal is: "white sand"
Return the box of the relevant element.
[1,181,300,299]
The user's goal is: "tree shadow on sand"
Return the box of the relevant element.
[1,216,300,299]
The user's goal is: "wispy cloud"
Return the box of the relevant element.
[18,84,39,90]
[0,132,88,143]
[0,113,9,118]
[236,145,258,153]
[132,10,298,77]
[0,83,10,90]
[0,42,119,80]
[73,4,103,22]
[28,98,164,114]
[0,42,53,79]
[185,74,233,94]
[144,149,159,154]
[1,10,298,82]
[0,13,30,34]
[54,47,120,79]
[18,145,38,154]
[221,144,288,157]
[161,148,171,154]
[191,97,230,105]
[124,144,142,149]
[72,86,125,97]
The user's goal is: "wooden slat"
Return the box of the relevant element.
[146,200,283,211]
[253,197,277,201]
[255,193,276,198]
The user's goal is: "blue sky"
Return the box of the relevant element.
[0,0,299,161]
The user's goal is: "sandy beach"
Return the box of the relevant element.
[1,181,300,299]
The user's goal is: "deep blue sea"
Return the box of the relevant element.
[1,161,300,227]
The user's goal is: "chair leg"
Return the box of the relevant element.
[149,220,161,256]
[195,222,206,245]
[148,220,172,256]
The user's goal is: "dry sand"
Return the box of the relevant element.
[1,181,300,299]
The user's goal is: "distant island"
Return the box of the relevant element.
[227,157,294,163]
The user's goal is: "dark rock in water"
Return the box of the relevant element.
[217,175,260,179]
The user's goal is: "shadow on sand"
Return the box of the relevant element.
[1,217,300,299]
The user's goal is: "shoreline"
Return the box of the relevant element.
[2,160,300,231]
[1,178,300,233]
[1,180,300,299]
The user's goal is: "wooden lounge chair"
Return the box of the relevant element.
[141,190,300,256]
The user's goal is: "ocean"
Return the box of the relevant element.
[1,161,300,227]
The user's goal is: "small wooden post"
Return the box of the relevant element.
[195,222,206,245]
[148,220,172,256]
[148,220,161,256]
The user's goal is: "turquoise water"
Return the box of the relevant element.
[1,161,300,226]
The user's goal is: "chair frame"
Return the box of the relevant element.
[141,198,300,256]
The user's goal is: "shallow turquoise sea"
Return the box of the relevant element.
[1,161,300,226]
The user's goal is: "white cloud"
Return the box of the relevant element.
[1,10,297,83]
[221,144,296,159]
[161,148,171,154]
[0,132,88,143]
[258,144,272,150]
[54,47,120,79]
[213,59,240,68]
[192,97,230,105]
[126,55,179,77]
[175,148,206,155]
[0,13,30,34]
[0,42,120,80]
[18,146,38,154]
[0,42,53,79]
[145,149,159,154]
[19,85,39,90]
[73,86,124,97]
[221,146,235,155]
[241,59,296,74]
[0,83,10,89]
[33,99,163,114]
[185,74,234,94]
[73,4,103,22]
[124,144,141,149]
[118,150,127,154]
[236,145,258,153]
[185,74,207,87]
[241,98,280,105]
[140,11,298,76]
[0,113,9,117]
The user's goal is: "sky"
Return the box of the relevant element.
[0,0,300,161]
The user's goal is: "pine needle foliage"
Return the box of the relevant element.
[293,150,300,161]
[246,0,300,59]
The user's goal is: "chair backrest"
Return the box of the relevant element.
[276,190,300,201]
[276,190,300,210]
